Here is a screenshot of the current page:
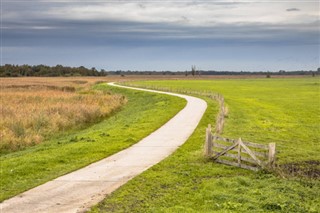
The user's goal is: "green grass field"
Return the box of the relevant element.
[0,84,186,201]
[124,78,320,164]
[91,78,320,212]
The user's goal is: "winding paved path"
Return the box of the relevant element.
[1,83,207,213]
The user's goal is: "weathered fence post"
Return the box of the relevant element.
[204,124,212,157]
[237,138,242,166]
[268,143,276,167]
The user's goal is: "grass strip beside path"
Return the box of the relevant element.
[0,84,186,201]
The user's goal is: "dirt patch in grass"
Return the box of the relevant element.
[281,160,320,179]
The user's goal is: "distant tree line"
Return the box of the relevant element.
[0,64,107,77]
[1,64,319,77]
[107,69,320,76]
[198,70,319,76]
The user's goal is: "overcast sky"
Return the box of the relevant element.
[1,0,319,71]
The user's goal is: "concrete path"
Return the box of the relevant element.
[0,83,207,213]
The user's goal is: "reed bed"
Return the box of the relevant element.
[0,77,107,89]
[0,79,126,153]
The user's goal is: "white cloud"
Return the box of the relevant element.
[18,1,317,27]
[3,0,318,40]
[3,1,319,44]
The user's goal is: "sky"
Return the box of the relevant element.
[1,0,319,71]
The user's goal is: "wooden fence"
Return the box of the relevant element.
[205,125,276,171]
[213,94,226,134]
[123,83,228,134]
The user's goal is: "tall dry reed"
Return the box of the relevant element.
[0,81,126,153]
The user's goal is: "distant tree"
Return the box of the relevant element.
[90,67,97,76]
[191,65,196,76]
[99,69,106,76]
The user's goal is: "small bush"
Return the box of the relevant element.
[32,114,49,132]
[9,122,25,138]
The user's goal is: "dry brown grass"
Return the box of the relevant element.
[0,77,126,153]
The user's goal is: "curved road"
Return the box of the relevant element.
[1,83,207,213]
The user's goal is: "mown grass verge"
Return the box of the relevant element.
[0,84,186,201]
[91,93,319,213]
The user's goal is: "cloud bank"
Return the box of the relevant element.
[2,0,319,71]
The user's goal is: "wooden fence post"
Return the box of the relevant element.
[268,143,276,167]
[204,124,212,157]
[237,138,242,166]
[205,125,210,156]
[220,115,224,133]
[208,124,213,156]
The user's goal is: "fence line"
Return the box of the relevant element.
[122,83,227,134]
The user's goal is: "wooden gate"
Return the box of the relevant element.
[205,125,276,171]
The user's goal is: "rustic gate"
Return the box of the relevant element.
[205,125,276,171]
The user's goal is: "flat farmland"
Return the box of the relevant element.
[124,78,320,165]
[1,77,319,212]
[92,77,320,213]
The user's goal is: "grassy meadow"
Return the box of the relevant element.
[124,78,320,166]
[91,77,320,212]
[0,80,186,201]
